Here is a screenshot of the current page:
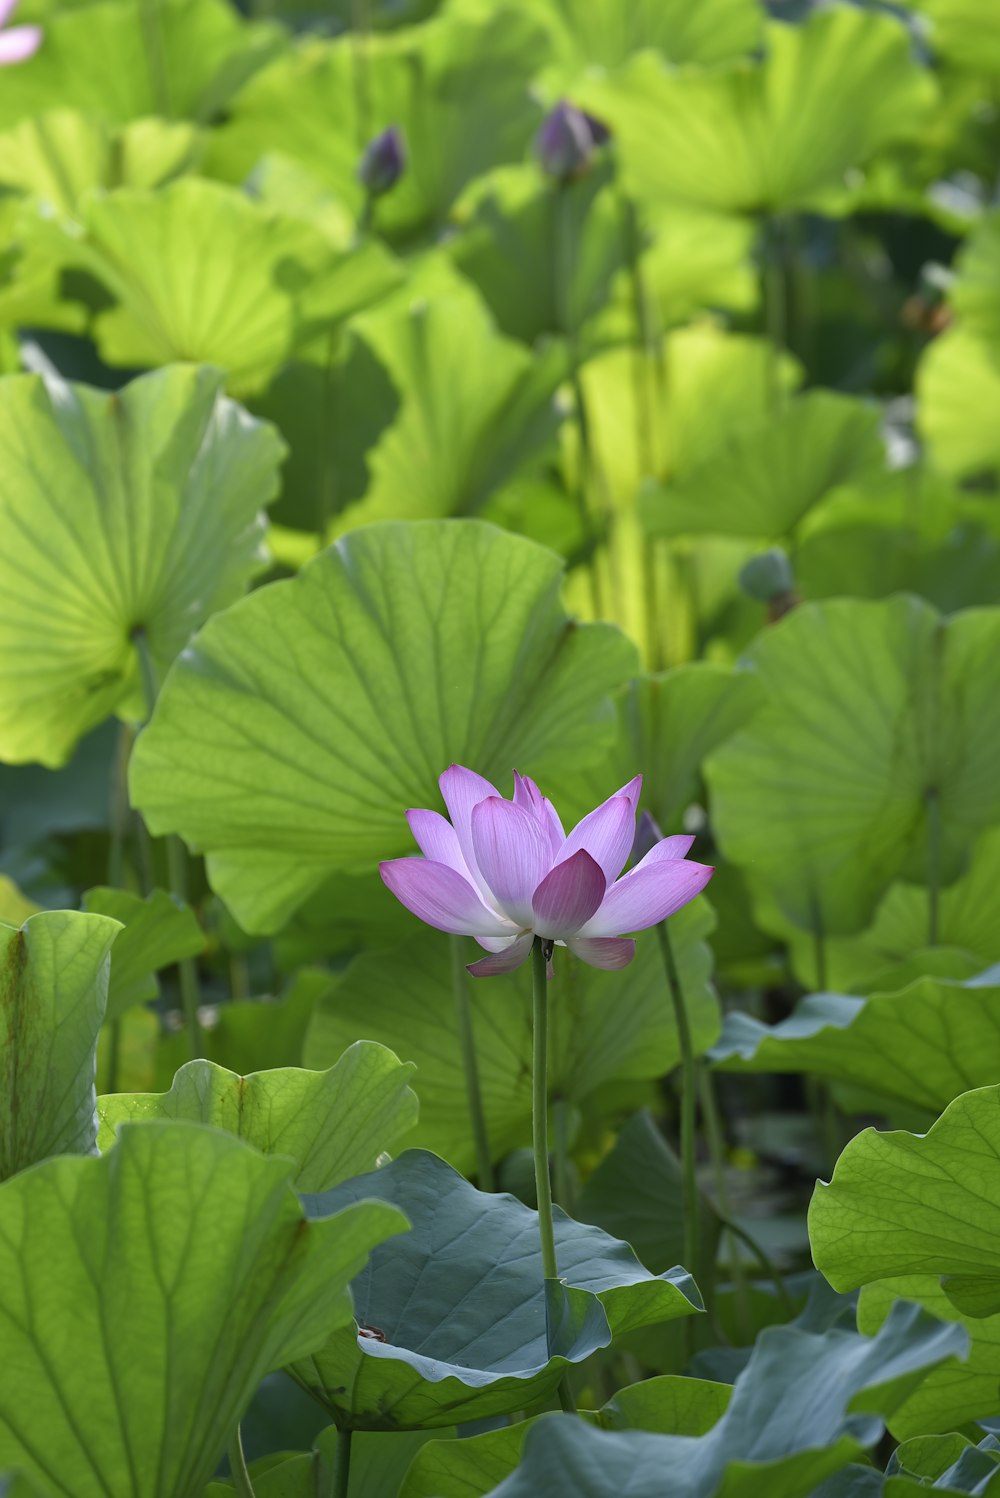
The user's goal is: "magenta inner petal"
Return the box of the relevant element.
[471,796,550,927]
[379,857,517,938]
[558,793,637,883]
[531,849,606,938]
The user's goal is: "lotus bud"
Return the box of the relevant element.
[739,548,798,621]
[357,125,407,199]
[535,100,595,183]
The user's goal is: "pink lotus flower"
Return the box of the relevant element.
[380,765,714,978]
[0,0,40,65]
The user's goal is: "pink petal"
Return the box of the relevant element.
[379,858,516,938]
[566,936,636,970]
[0,0,18,27]
[471,797,550,927]
[513,771,565,858]
[439,765,502,899]
[617,774,643,809]
[578,860,714,937]
[531,849,605,939]
[558,790,638,883]
[467,933,534,978]
[633,834,697,867]
[0,23,41,63]
[406,808,472,878]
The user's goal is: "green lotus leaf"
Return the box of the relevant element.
[811,1085,1000,1316]
[207,9,545,242]
[303,899,718,1173]
[27,179,400,395]
[706,596,1000,936]
[98,1041,417,1192]
[795,471,1000,612]
[641,392,886,541]
[0,910,119,1181]
[553,664,764,834]
[0,363,284,767]
[905,0,1000,76]
[776,828,1000,994]
[129,520,638,933]
[477,1303,965,1497]
[0,0,283,130]
[206,1427,443,1498]
[893,1431,1000,1494]
[576,1111,721,1282]
[951,213,1000,353]
[0,1121,405,1498]
[0,111,201,214]
[712,971,1000,1117]
[81,886,205,1021]
[917,329,1000,479]
[506,0,762,71]
[858,1279,1000,1441]
[153,972,329,1086]
[577,8,935,215]
[331,289,565,533]
[290,1149,701,1430]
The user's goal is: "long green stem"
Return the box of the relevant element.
[138,0,172,117]
[531,938,559,1282]
[450,936,494,1190]
[333,1427,352,1498]
[227,1426,257,1498]
[927,786,942,947]
[104,719,137,1094]
[134,630,202,1059]
[698,1064,752,1341]
[655,923,699,1285]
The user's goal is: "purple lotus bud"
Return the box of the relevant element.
[581,110,612,148]
[630,809,664,868]
[535,100,595,183]
[357,125,407,198]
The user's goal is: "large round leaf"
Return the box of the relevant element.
[904,0,1000,76]
[641,392,886,541]
[129,520,638,933]
[478,1304,965,1498]
[98,1041,418,1192]
[0,910,119,1182]
[810,1084,1000,1311]
[81,887,205,1022]
[711,971,1000,1118]
[291,1149,701,1430]
[0,0,282,129]
[0,1121,405,1498]
[0,112,200,214]
[508,0,762,71]
[917,329,1000,479]
[0,363,284,767]
[951,212,1000,351]
[28,179,400,395]
[706,596,1000,936]
[577,8,935,215]
[303,899,718,1173]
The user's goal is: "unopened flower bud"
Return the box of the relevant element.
[357,125,406,199]
[739,548,795,604]
[535,100,594,183]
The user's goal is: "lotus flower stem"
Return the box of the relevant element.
[697,1065,751,1339]
[227,1425,257,1498]
[333,1427,352,1498]
[450,935,494,1190]
[655,921,699,1296]
[531,936,560,1283]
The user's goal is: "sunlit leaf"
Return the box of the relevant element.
[577,9,935,215]
[0,910,119,1181]
[642,392,885,541]
[917,330,1000,479]
[291,1149,701,1429]
[303,900,718,1173]
[0,1122,405,1498]
[130,520,638,933]
[98,1041,418,1191]
[0,0,283,130]
[28,179,400,395]
[506,0,762,71]
[0,363,284,767]
[706,596,1000,936]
